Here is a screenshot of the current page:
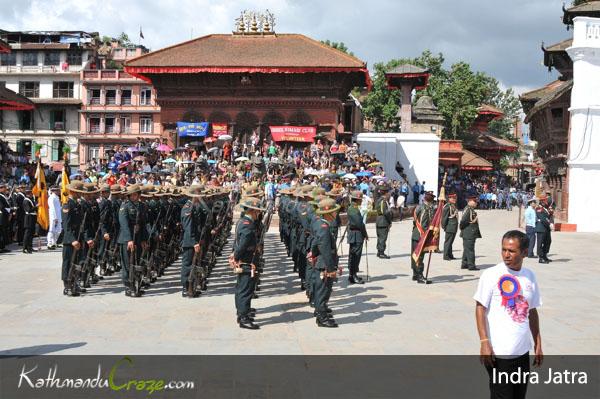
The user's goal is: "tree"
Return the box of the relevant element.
[362,50,521,139]
[321,40,354,56]
[117,32,131,45]
[572,0,592,6]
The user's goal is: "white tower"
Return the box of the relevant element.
[566,17,600,232]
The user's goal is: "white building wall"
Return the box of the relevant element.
[566,17,600,232]
[356,132,440,194]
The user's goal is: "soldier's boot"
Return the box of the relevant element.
[300,279,306,291]
[416,273,431,284]
[238,316,259,330]
[124,283,132,297]
[316,312,337,328]
[349,274,364,285]
[62,280,69,296]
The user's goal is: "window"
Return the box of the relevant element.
[105,89,117,105]
[89,115,101,133]
[121,89,132,105]
[0,81,5,88]
[19,81,40,98]
[0,52,16,66]
[140,115,152,133]
[140,88,152,105]
[113,48,124,58]
[18,111,33,130]
[105,115,116,133]
[53,81,74,98]
[51,139,65,161]
[126,48,137,57]
[44,52,60,66]
[88,146,101,161]
[89,88,101,104]
[17,139,32,156]
[50,110,66,130]
[120,116,131,133]
[22,52,38,66]
[66,51,82,66]
[551,108,563,119]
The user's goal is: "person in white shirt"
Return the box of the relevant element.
[474,230,543,399]
[47,186,62,250]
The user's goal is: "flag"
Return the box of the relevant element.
[411,175,447,264]
[60,160,70,205]
[139,27,144,40]
[31,159,49,231]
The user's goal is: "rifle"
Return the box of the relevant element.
[82,202,111,286]
[140,206,163,281]
[66,207,88,294]
[187,218,211,296]
[128,202,142,296]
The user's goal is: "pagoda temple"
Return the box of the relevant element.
[125,12,370,146]
[519,1,600,224]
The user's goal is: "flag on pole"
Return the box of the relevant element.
[411,174,447,263]
[32,158,49,231]
[61,162,70,205]
[139,26,144,40]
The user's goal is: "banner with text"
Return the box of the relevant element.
[177,122,209,137]
[211,123,228,137]
[269,126,316,143]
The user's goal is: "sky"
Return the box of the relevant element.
[0,0,572,94]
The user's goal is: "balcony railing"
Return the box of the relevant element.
[89,97,101,105]
[82,70,138,80]
[0,65,83,73]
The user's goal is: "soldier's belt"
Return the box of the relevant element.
[320,270,338,280]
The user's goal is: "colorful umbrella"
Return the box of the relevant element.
[157,144,173,152]
[356,171,373,177]
[162,158,177,164]
[343,173,357,180]
[218,135,232,141]
[126,146,139,153]
[368,162,382,167]
[235,156,249,162]
[133,155,145,161]
[118,161,131,169]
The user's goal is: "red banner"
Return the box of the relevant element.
[212,123,228,137]
[269,126,316,143]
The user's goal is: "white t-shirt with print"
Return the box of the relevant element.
[473,263,542,357]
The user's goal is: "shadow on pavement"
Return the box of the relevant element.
[0,342,87,357]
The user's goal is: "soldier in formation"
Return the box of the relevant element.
[459,195,481,271]
[411,191,435,283]
[441,192,458,261]
[375,185,392,259]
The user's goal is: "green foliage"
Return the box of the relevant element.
[321,40,354,56]
[362,50,521,139]
[33,143,43,152]
[117,32,131,45]
[101,35,113,45]
[62,145,71,154]
[572,0,591,6]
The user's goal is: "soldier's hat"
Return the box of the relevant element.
[50,185,60,192]
[527,197,537,204]
[278,187,294,195]
[312,187,326,198]
[82,182,100,194]
[99,183,111,192]
[241,197,266,212]
[0,182,7,189]
[171,187,183,197]
[447,192,457,199]
[424,191,435,202]
[315,198,341,215]
[377,184,390,193]
[467,194,479,201]
[349,190,363,201]
[125,184,142,195]
[326,187,344,198]
[110,184,123,194]
[141,184,157,198]
[67,180,87,193]
[243,184,263,198]
[310,194,327,206]
[185,185,205,198]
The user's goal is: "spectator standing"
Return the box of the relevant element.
[524,198,537,258]
[474,230,543,399]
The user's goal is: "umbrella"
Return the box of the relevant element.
[207,160,217,164]
[368,162,382,167]
[162,158,177,164]
[343,173,357,180]
[98,172,107,177]
[69,173,82,179]
[133,155,145,161]
[235,156,249,162]
[204,137,217,143]
[118,161,131,169]
[181,160,194,164]
[157,144,173,152]
[207,147,219,154]
[174,147,189,152]
[356,171,373,177]
[218,134,232,141]
[136,146,149,153]
[371,175,386,181]
[336,170,346,176]
[126,146,139,153]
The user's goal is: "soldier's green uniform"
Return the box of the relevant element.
[180,188,207,295]
[375,188,392,258]
[312,198,340,328]
[233,207,261,329]
[441,197,458,260]
[96,188,112,267]
[411,199,434,281]
[347,191,368,284]
[117,185,148,295]
[61,191,82,295]
[459,199,481,271]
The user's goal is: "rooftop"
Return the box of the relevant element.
[563,1,600,25]
[126,33,366,69]
[0,86,35,111]
[386,64,428,75]
[523,79,573,124]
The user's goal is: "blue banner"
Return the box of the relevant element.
[177,122,209,137]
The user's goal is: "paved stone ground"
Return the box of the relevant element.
[0,209,598,355]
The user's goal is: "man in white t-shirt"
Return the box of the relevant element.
[474,230,543,399]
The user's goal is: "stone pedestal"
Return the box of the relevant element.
[566,17,600,232]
